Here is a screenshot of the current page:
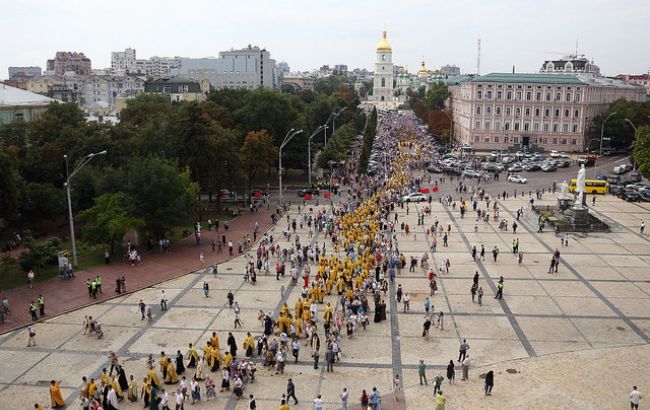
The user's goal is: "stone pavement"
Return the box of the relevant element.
[0,206,275,335]
[0,191,649,409]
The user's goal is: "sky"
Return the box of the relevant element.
[1,0,649,79]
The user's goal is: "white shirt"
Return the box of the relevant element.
[631,389,641,404]
[161,391,169,405]
[314,398,324,409]
[175,392,184,404]
[107,389,119,407]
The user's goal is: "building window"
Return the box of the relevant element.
[486,106,492,114]
[524,122,530,131]
[504,122,510,131]
[486,91,492,99]
[484,137,490,143]
[533,122,540,131]
[477,90,482,99]
[543,138,548,144]
[571,138,577,145]
[515,108,521,117]
[516,91,522,100]
[496,107,501,115]
[512,137,519,143]
[575,93,581,102]
[475,121,481,130]
[564,109,569,117]
[495,136,500,143]
[526,91,532,100]
[553,138,558,144]
[475,136,480,142]
[535,108,540,116]
[504,137,509,143]
[545,109,550,117]
[561,138,567,144]
[536,92,541,101]
[574,109,579,118]
[555,92,561,101]
[507,91,512,100]
[506,108,511,116]
[381,78,385,87]
[553,124,558,132]
[495,121,501,130]
[546,92,551,101]
[563,124,569,132]
[555,109,560,117]
[514,122,520,131]
[572,124,578,133]
[566,92,571,101]
[476,106,481,114]
[543,123,549,132]
[525,108,530,116]
[485,121,491,130]
[497,91,502,99]
[14,112,24,121]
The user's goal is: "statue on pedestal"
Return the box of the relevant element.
[573,164,586,209]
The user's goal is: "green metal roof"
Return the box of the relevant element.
[470,73,584,85]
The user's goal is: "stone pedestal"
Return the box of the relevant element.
[570,207,590,226]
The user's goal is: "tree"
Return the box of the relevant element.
[80,192,144,254]
[124,157,198,237]
[21,182,65,222]
[590,100,650,149]
[425,82,451,111]
[427,110,452,143]
[0,141,21,222]
[633,125,650,179]
[240,130,277,195]
[318,123,355,168]
[118,94,172,128]
[18,232,60,274]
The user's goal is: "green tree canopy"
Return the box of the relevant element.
[425,81,451,111]
[633,125,650,179]
[79,192,144,254]
[240,130,277,194]
[124,156,198,237]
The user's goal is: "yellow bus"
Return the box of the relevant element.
[568,179,608,195]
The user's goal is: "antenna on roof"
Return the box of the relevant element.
[476,38,481,76]
[575,36,579,56]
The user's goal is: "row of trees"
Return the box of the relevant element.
[587,99,650,150]
[0,82,365,249]
[407,83,452,144]
[357,107,378,174]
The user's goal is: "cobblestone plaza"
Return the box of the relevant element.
[1,192,649,409]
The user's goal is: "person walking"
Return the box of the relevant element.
[27,270,35,288]
[138,300,146,320]
[27,326,36,347]
[630,386,642,410]
[461,355,470,380]
[458,339,470,362]
[37,294,45,317]
[418,359,428,385]
[286,378,298,405]
[313,394,324,410]
[485,370,494,395]
[203,281,209,297]
[446,360,455,384]
[369,387,380,410]
[495,277,504,299]
[435,391,446,410]
[478,286,484,305]
[641,221,645,235]
[160,290,168,311]
[433,374,444,395]
[29,301,38,321]
[471,283,478,302]
[340,387,349,410]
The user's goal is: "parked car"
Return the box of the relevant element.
[298,187,319,197]
[640,192,650,202]
[541,163,557,172]
[402,192,427,202]
[507,175,528,184]
[613,164,633,175]
[628,172,642,183]
[523,163,541,172]
[507,164,523,173]
[426,165,443,173]
[462,169,482,178]
[609,184,626,195]
[550,150,560,158]
[622,190,641,202]
[555,159,571,168]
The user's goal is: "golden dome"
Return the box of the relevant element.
[417,60,428,74]
[376,30,392,52]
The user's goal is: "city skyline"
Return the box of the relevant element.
[1,0,649,79]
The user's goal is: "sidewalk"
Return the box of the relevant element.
[0,207,276,335]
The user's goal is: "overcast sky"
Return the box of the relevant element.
[2,0,649,79]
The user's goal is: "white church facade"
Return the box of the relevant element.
[363,31,400,111]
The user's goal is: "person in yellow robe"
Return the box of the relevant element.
[159,352,168,379]
[243,332,255,357]
[141,377,152,406]
[165,359,179,384]
[210,332,220,350]
[112,375,124,399]
[88,378,97,398]
[223,351,233,368]
[323,303,333,322]
[100,368,110,388]
[127,374,138,402]
[186,343,199,368]
[294,298,303,318]
[49,380,65,408]
[147,366,161,389]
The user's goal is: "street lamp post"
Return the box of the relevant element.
[64,150,107,267]
[278,129,303,206]
[596,112,617,178]
[332,107,346,136]
[307,125,327,187]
